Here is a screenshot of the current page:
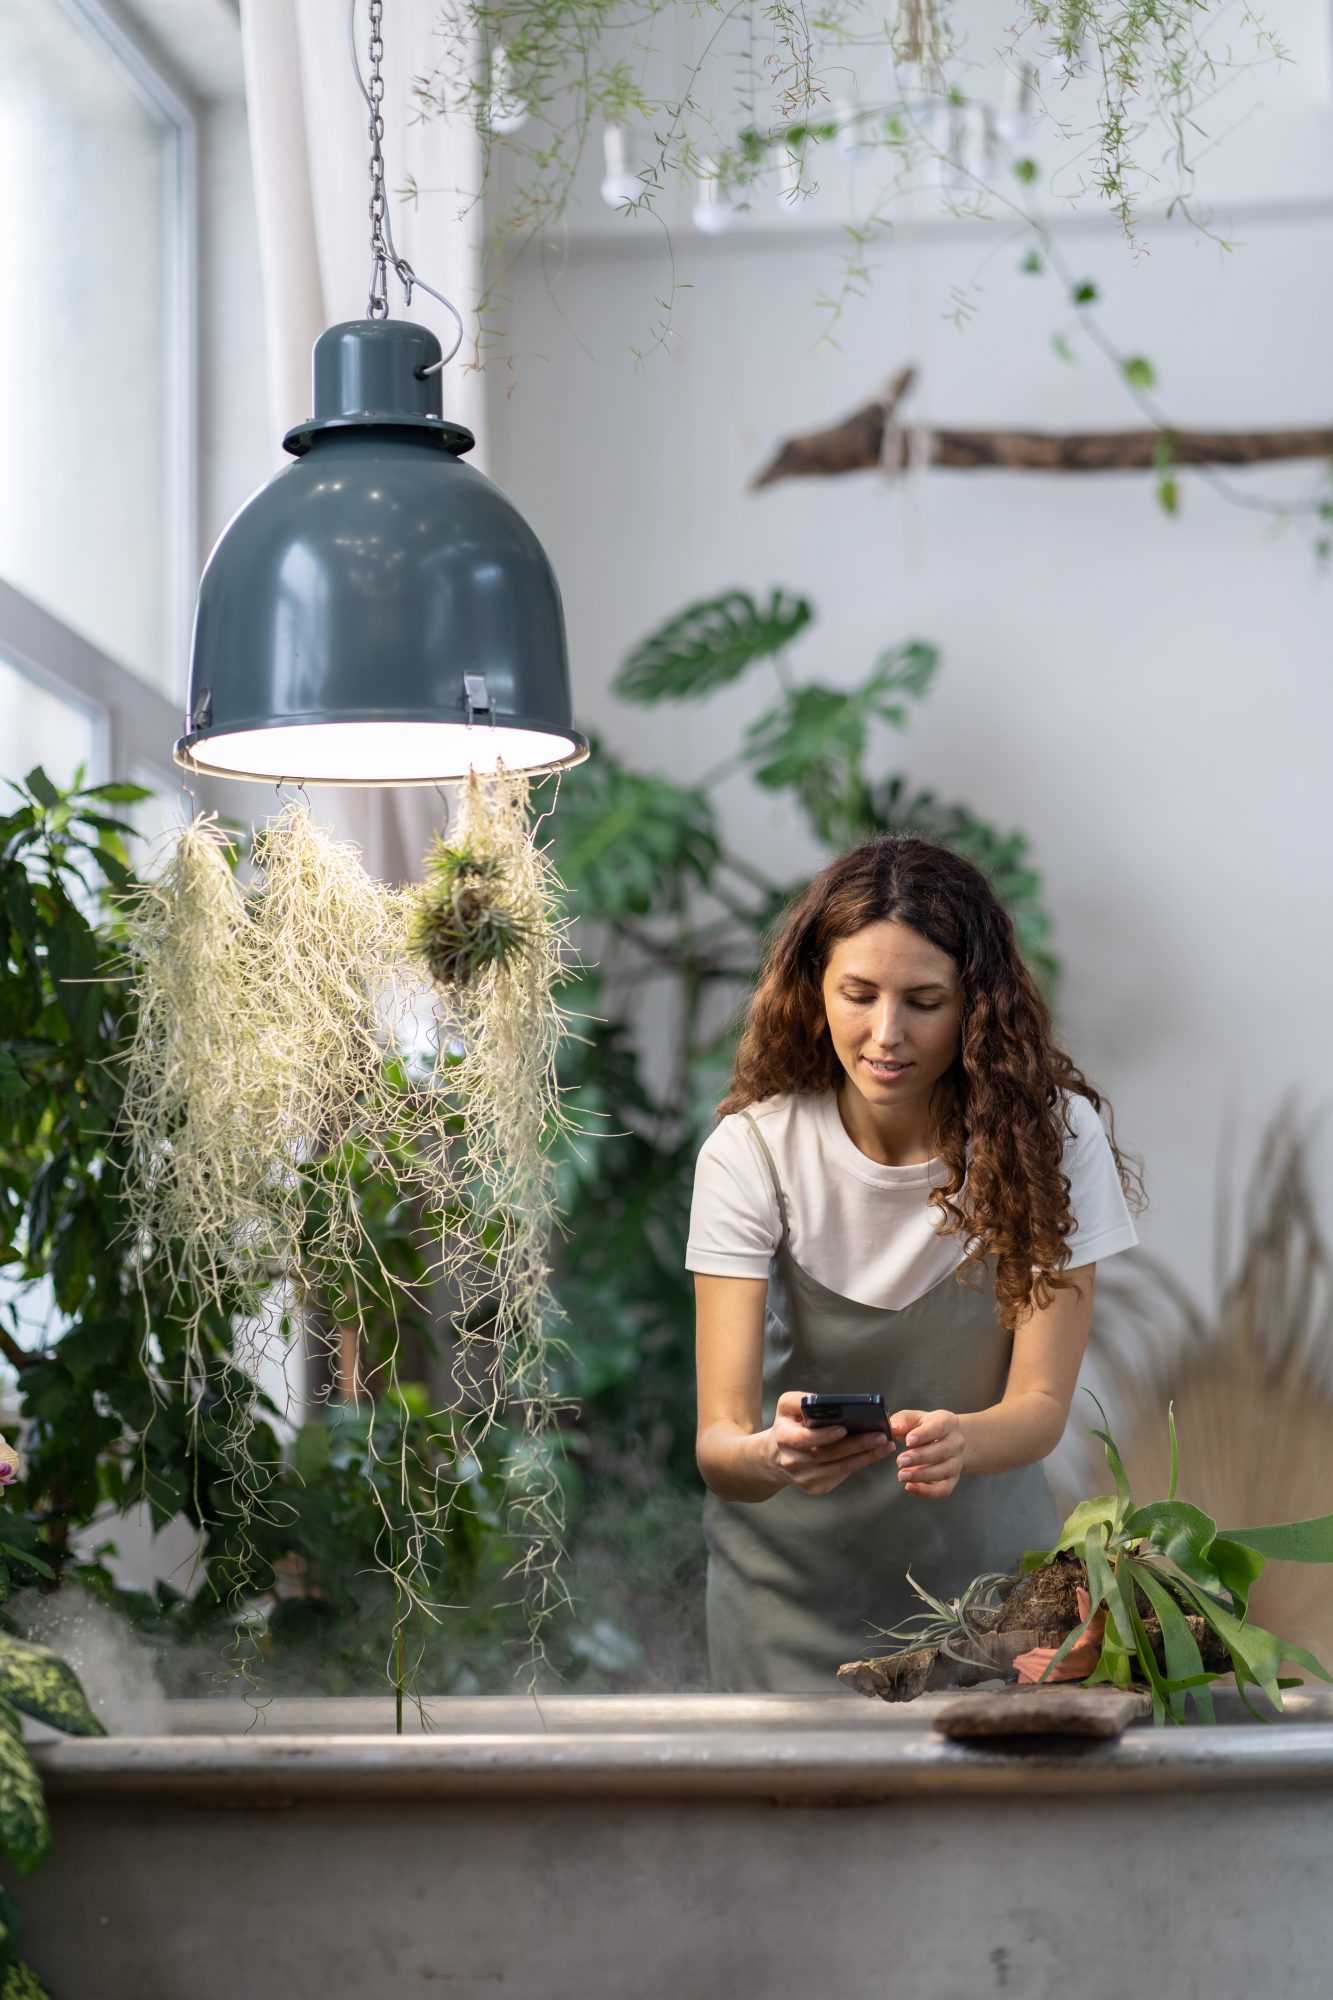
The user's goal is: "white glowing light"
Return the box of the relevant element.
[692,162,735,235]
[487,46,529,135]
[600,123,641,208]
[178,721,585,785]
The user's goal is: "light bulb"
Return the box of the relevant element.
[692,162,736,234]
[996,61,1036,143]
[486,45,529,136]
[833,97,862,159]
[776,146,803,208]
[936,103,991,189]
[600,123,641,209]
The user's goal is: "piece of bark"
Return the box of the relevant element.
[838,1628,1066,1702]
[751,375,1333,489]
[934,1684,1153,1740]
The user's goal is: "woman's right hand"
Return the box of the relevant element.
[763,1390,896,1496]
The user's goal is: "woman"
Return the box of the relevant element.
[690,834,1143,1692]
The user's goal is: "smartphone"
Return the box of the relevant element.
[800,1393,893,1439]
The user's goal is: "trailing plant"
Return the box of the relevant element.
[1023,1398,1333,1725]
[402,769,576,1662]
[416,0,1288,338]
[0,773,529,1702]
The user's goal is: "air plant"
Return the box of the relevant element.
[870,1570,1012,1670]
[408,842,533,988]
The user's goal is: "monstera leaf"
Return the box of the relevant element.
[614,590,812,705]
[744,642,938,845]
[550,743,720,917]
[0,1635,104,1738]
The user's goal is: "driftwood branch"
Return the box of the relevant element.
[752,367,1333,489]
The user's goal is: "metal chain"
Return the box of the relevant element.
[365,0,390,318]
[348,0,466,370]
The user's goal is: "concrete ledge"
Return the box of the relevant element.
[33,1692,1333,1801]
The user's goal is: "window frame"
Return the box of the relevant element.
[11,0,202,709]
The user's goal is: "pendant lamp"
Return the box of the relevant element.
[175,2,587,788]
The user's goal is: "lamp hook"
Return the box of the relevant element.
[348,0,466,375]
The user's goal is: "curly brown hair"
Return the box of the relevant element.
[719,834,1144,1330]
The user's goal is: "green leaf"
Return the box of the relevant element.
[294,1422,332,1482]
[1134,1560,1213,1723]
[21,771,59,812]
[1013,157,1038,183]
[1020,248,1043,274]
[1122,1500,1221,1592]
[614,590,812,705]
[0,1883,24,1979]
[550,745,721,918]
[75,781,152,806]
[1208,1536,1265,1619]
[0,1701,49,1874]
[1,1960,49,2000]
[1156,475,1180,517]
[1166,1402,1179,1502]
[1122,355,1156,390]
[1052,333,1076,365]
[743,643,938,844]
[1221,1514,1333,1563]
[1036,1494,1117,1563]
[1071,279,1098,305]
[0,1633,104,1737]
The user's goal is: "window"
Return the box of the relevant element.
[0,0,196,701]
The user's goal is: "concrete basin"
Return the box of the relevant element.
[17,1691,1333,1997]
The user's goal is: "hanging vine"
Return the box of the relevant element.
[118,784,573,1691]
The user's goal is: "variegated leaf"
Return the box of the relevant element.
[0,1636,104,1739]
[0,1704,48,1875]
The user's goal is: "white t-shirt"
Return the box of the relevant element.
[686,1089,1138,1310]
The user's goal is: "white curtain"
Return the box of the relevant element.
[238,0,485,881]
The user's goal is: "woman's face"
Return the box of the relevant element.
[821,920,963,1115]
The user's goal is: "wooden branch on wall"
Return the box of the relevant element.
[751,366,1333,489]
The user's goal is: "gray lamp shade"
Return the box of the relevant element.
[176,319,588,785]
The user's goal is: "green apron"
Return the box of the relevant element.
[704,1113,1060,1692]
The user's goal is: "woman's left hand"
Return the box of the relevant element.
[891,1408,965,1500]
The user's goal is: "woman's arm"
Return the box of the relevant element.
[695,1274,896,1501]
[892,1266,1097,1498]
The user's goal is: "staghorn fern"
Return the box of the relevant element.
[1090,1110,1333,1668]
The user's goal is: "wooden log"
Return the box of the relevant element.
[838,1628,1065,1702]
[751,374,1333,489]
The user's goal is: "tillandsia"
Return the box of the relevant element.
[408,842,534,988]
[402,769,577,1664]
[1022,1397,1333,1725]
[118,788,576,1688]
[870,1569,1012,1670]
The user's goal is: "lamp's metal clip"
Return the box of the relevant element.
[191,686,213,731]
[463,674,492,726]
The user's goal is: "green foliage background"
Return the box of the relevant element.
[0,589,1059,1692]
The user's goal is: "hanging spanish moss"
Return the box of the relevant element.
[118,783,574,1687]
[405,769,575,1663]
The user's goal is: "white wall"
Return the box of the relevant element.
[480,10,1333,1306]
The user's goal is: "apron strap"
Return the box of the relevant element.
[739,1111,791,1246]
